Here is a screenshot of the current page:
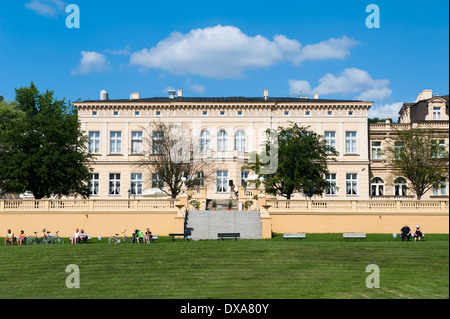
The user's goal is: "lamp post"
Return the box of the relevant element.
[127,189,131,208]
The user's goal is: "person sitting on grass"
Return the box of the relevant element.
[71,228,80,244]
[400,224,411,242]
[17,230,25,246]
[144,228,152,243]
[4,229,14,246]
[414,225,423,241]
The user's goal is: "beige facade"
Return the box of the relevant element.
[74,90,372,201]
[369,91,449,200]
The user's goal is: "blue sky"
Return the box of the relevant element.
[0,0,448,120]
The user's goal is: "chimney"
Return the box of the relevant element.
[177,89,183,98]
[168,89,176,99]
[264,89,268,100]
[313,92,319,99]
[130,92,141,100]
[100,90,108,101]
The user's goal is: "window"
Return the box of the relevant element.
[346,174,358,195]
[217,130,228,152]
[345,132,357,154]
[305,111,311,116]
[394,177,408,196]
[432,140,446,158]
[217,171,228,193]
[110,132,122,154]
[370,177,384,196]
[89,132,100,154]
[433,178,447,196]
[348,111,354,116]
[284,111,290,116]
[200,130,211,153]
[89,173,99,196]
[372,141,382,160]
[327,111,333,116]
[109,173,121,195]
[395,142,404,160]
[131,131,143,154]
[235,130,246,153]
[220,111,225,116]
[92,111,97,116]
[237,111,243,116]
[433,107,441,120]
[325,173,337,195]
[241,171,249,188]
[156,111,161,116]
[324,131,336,153]
[195,171,205,187]
[113,111,119,116]
[135,111,140,116]
[130,173,142,195]
[202,111,208,116]
[152,131,164,154]
[152,173,163,188]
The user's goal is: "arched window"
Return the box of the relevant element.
[370,177,384,196]
[217,130,228,152]
[200,130,210,153]
[394,177,408,196]
[234,130,246,153]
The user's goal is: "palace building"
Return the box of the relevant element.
[73,88,448,201]
[74,89,372,200]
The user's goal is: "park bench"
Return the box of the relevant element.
[217,233,240,241]
[283,233,306,241]
[169,233,190,242]
[148,235,158,243]
[343,233,366,241]
[70,235,92,243]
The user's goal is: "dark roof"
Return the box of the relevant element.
[404,94,449,122]
[78,96,368,104]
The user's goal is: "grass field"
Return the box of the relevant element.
[0,233,448,299]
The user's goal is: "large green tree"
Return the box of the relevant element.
[260,124,338,199]
[383,128,449,200]
[0,82,92,199]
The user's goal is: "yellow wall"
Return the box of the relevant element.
[269,212,449,234]
[0,211,179,238]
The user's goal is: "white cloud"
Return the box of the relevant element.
[289,68,392,102]
[25,0,66,18]
[368,102,403,121]
[130,25,358,79]
[71,51,111,75]
[292,36,359,65]
[188,84,206,94]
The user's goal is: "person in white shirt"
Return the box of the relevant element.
[71,228,80,244]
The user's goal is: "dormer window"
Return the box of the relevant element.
[433,107,441,120]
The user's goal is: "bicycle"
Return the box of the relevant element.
[26,229,64,245]
[108,229,128,244]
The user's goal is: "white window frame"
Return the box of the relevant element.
[324,131,336,153]
[370,177,385,196]
[372,141,382,160]
[131,131,143,155]
[217,170,228,193]
[234,130,246,153]
[130,173,143,195]
[433,107,442,120]
[325,173,337,195]
[89,131,100,154]
[345,131,357,154]
[89,173,99,196]
[394,177,408,196]
[346,173,358,196]
[110,132,122,154]
[200,130,211,153]
[433,178,447,196]
[217,130,228,152]
[109,173,121,195]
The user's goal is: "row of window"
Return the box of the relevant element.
[89,130,362,155]
[371,140,447,160]
[369,177,448,196]
[92,110,357,117]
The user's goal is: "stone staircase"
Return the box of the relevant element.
[185,210,262,240]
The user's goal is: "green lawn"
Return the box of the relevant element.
[0,233,448,299]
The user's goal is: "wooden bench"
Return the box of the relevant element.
[169,233,190,242]
[70,235,91,243]
[147,235,158,243]
[343,233,366,241]
[217,233,240,241]
[283,233,306,241]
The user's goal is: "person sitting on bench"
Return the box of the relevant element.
[79,229,88,243]
[400,224,411,241]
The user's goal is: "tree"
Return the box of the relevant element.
[138,121,216,198]
[0,82,93,199]
[260,124,338,199]
[383,128,449,200]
